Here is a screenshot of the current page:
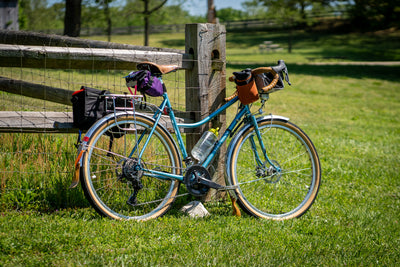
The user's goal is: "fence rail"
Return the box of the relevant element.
[0,44,192,70]
[0,23,227,200]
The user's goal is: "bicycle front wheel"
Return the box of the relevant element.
[227,118,321,220]
[81,113,182,220]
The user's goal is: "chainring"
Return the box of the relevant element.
[184,165,211,197]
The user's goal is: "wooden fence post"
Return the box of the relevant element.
[185,23,226,201]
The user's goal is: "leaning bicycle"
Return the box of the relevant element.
[70,60,321,221]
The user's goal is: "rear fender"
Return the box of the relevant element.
[69,112,129,189]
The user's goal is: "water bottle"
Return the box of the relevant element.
[191,128,219,163]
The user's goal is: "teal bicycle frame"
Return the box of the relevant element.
[137,92,281,184]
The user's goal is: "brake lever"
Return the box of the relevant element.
[273,60,291,86]
[283,66,291,86]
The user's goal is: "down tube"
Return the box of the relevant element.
[201,104,248,168]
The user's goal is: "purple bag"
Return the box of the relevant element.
[125,70,164,97]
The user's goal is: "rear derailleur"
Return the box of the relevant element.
[116,158,144,206]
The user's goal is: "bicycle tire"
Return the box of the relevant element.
[81,112,182,220]
[226,118,321,220]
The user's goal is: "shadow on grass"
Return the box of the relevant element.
[158,38,186,48]
[226,30,400,61]
[227,63,400,82]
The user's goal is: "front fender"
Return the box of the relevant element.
[224,114,289,189]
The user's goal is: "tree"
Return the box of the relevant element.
[347,0,400,29]
[207,0,216,23]
[126,0,168,46]
[96,0,113,42]
[64,0,82,37]
[217,7,245,22]
[245,0,332,52]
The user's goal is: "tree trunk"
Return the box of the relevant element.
[144,15,150,46]
[144,0,149,46]
[64,0,82,37]
[104,0,112,42]
[141,0,168,46]
[207,0,217,23]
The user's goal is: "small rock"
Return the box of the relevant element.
[181,201,210,218]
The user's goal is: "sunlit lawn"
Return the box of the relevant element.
[1,28,399,265]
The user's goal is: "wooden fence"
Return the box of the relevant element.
[0,23,227,199]
[0,24,225,132]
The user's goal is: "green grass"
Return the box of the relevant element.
[88,29,400,63]
[1,29,400,265]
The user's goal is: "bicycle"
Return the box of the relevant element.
[71,60,321,221]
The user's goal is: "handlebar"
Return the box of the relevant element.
[229,60,291,93]
[225,60,291,102]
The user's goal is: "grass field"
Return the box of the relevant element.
[1,29,400,265]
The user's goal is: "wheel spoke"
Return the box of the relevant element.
[81,114,182,220]
[228,119,320,220]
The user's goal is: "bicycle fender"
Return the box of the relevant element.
[84,111,147,138]
[69,149,84,189]
[69,141,88,188]
[68,114,118,189]
[224,115,289,189]
[69,112,156,189]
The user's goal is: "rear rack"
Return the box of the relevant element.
[105,94,143,113]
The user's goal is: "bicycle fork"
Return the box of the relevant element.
[248,114,281,172]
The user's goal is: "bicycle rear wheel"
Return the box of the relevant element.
[81,113,182,220]
[227,118,321,220]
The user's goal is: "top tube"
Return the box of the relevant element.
[175,95,239,129]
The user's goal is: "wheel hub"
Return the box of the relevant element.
[115,158,144,206]
[256,160,282,184]
[122,158,144,183]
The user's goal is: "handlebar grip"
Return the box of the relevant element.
[251,67,280,92]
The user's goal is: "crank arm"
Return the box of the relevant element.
[197,176,225,190]
[197,177,240,191]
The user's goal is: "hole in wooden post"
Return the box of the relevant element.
[211,50,223,71]
[189,48,194,57]
[211,50,220,60]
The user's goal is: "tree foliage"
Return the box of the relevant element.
[244,0,400,30]
[348,0,400,29]
[125,0,168,45]
[19,0,64,31]
[17,0,400,35]
[216,7,246,22]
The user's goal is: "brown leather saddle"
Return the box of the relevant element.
[136,61,180,75]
